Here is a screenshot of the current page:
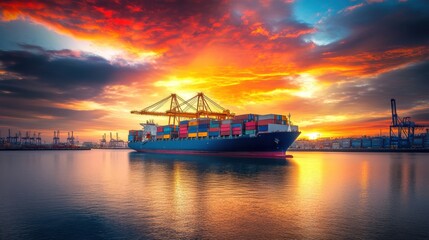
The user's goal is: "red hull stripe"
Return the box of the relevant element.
[135,149,293,158]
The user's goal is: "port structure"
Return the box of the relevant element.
[389,99,427,148]
[131,92,235,125]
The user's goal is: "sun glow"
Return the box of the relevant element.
[307,132,321,140]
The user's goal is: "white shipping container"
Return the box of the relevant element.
[267,124,288,132]
[258,114,276,120]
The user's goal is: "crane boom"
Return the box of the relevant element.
[131,93,234,125]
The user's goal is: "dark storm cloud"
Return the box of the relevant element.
[324,61,429,118]
[0,45,151,130]
[320,1,429,55]
[1,46,117,89]
[0,45,149,100]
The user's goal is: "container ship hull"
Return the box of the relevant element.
[128,131,300,158]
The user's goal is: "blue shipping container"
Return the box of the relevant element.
[198,127,209,132]
[209,132,220,137]
[258,125,268,132]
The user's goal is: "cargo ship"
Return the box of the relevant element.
[128,113,300,158]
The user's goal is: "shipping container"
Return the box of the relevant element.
[234,114,258,120]
[221,119,233,124]
[257,119,276,125]
[209,131,220,137]
[245,126,256,130]
[245,130,256,135]
[245,121,257,126]
[198,132,208,137]
[188,126,198,133]
[267,124,288,132]
[198,127,208,132]
[163,135,170,139]
[179,133,188,138]
[220,131,230,136]
[179,120,190,125]
[188,133,197,138]
[258,125,269,132]
[209,127,220,132]
[189,121,198,126]
[258,114,276,120]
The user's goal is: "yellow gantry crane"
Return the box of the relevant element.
[131,92,235,125]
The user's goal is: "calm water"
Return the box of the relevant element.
[0,150,428,239]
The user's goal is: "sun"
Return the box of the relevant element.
[307,132,321,140]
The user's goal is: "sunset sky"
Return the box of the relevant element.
[0,0,428,141]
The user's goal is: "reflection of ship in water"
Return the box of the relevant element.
[129,152,291,176]
[126,151,298,239]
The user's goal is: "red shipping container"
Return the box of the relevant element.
[157,126,164,132]
[245,121,257,126]
[245,126,256,130]
[209,127,220,131]
[257,119,275,125]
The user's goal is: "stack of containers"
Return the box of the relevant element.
[156,126,164,139]
[128,130,137,142]
[231,123,243,135]
[188,119,198,138]
[179,120,189,138]
[164,125,179,139]
[233,114,258,122]
[257,114,286,132]
[209,120,221,137]
[244,121,257,135]
[221,119,232,136]
[197,118,210,137]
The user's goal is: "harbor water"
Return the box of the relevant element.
[0,150,428,239]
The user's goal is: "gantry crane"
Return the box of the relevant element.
[389,99,427,148]
[131,92,235,125]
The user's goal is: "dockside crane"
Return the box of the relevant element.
[389,99,427,148]
[131,93,235,125]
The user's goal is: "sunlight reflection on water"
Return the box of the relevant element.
[0,150,428,239]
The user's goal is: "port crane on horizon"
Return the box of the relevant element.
[131,93,235,125]
[390,98,427,148]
